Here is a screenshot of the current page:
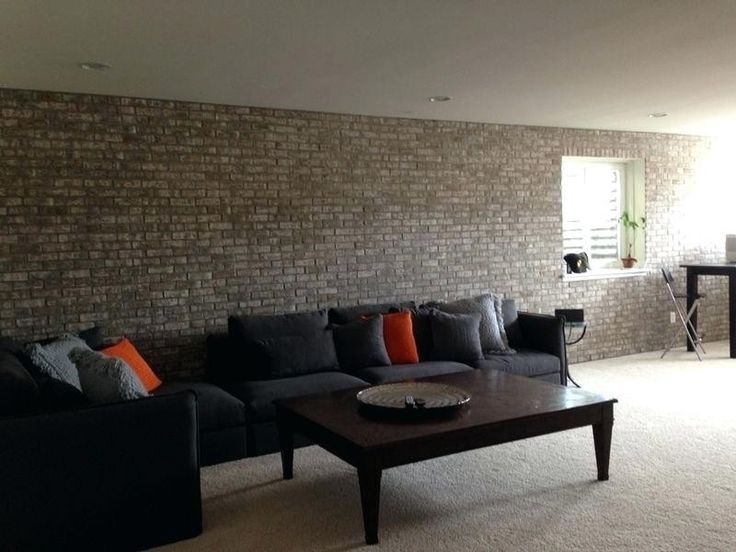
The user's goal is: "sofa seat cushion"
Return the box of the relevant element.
[469,348,560,378]
[154,382,245,432]
[223,372,367,423]
[355,361,473,385]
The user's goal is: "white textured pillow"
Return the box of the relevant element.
[26,334,90,391]
[68,348,148,403]
[492,294,514,352]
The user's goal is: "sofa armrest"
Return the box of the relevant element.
[517,312,567,384]
[0,392,202,551]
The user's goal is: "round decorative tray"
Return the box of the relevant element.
[356,382,471,414]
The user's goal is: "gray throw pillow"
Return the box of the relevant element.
[439,295,505,352]
[26,334,90,391]
[69,348,148,403]
[332,316,391,372]
[430,310,483,362]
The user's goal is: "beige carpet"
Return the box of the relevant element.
[158,342,736,551]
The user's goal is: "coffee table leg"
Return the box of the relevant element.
[276,410,294,480]
[358,466,382,545]
[592,405,614,481]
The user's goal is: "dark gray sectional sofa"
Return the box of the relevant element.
[206,298,567,457]
[0,296,566,550]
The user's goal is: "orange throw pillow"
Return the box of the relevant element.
[382,311,419,365]
[101,338,162,392]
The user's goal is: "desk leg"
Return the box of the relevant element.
[593,404,614,481]
[686,270,698,351]
[730,275,736,359]
[276,409,294,480]
[358,466,382,545]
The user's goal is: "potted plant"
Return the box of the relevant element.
[619,211,646,268]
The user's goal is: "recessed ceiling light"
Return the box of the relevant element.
[428,95,452,103]
[79,61,111,71]
[648,112,669,118]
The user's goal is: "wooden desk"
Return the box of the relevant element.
[276,370,616,545]
[681,263,736,358]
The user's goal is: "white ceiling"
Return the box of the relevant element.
[2,0,736,135]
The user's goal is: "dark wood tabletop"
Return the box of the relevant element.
[681,262,736,274]
[276,369,615,450]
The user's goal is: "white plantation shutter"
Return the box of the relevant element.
[562,161,623,267]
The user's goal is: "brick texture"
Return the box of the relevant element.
[0,89,726,379]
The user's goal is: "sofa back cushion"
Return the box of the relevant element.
[76,326,106,350]
[1,339,88,415]
[0,348,40,417]
[332,316,391,372]
[254,331,338,378]
[228,310,333,379]
[328,301,415,325]
[36,326,105,349]
[501,299,522,348]
[206,333,238,384]
[230,310,329,341]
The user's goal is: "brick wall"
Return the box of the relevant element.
[0,89,726,378]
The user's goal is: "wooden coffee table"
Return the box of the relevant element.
[275,369,616,544]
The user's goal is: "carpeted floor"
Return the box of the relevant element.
[159,342,736,551]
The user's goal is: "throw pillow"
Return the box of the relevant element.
[25,334,90,391]
[439,295,506,353]
[69,348,148,403]
[430,309,483,362]
[501,298,522,348]
[100,338,162,392]
[33,377,90,412]
[332,316,391,372]
[411,307,434,361]
[492,294,515,354]
[382,311,419,364]
[254,330,339,378]
[3,340,89,413]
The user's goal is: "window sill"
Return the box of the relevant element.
[562,267,648,282]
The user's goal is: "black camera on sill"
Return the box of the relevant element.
[563,252,590,274]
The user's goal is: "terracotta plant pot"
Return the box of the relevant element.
[621,257,637,269]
